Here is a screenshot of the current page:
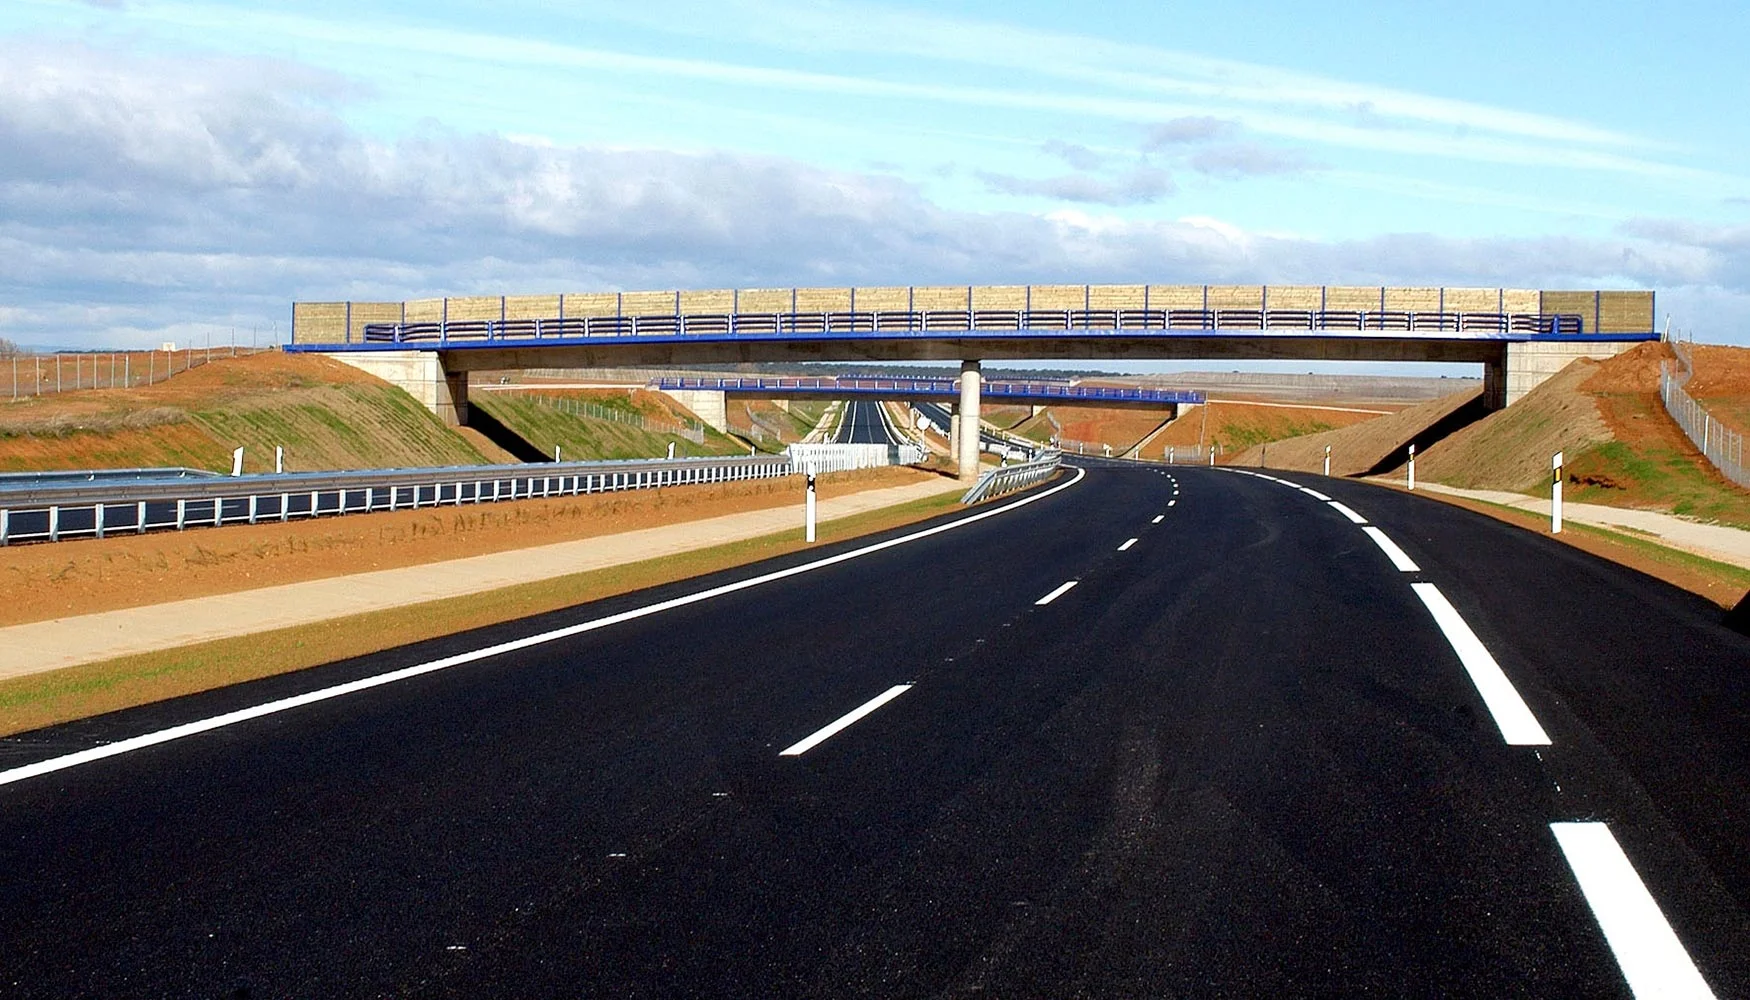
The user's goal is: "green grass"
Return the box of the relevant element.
[1566,438,1750,530]
[1219,420,1336,450]
[473,393,748,461]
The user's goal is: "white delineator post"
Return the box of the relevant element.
[1552,451,1564,534]
[1324,445,1332,477]
[805,470,818,543]
[957,360,982,481]
[666,441,676,460]
[1407,443,1416,491]
[274,446,285,474]
[230,447,244,477]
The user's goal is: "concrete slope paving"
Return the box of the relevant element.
[0,465,1745,997]
[0,475,963,679]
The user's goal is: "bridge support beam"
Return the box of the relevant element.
[322,350,469,425]
[958,360,982,481]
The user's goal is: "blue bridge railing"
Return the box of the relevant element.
[343,308,1592,348]
[648,375,1204,406]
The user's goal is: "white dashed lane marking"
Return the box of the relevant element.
[1035,580,1079,606]
[1551,823,1717,999]
[780,684,914,757]
[1362,526,1420,572]
[1411,582,1550,746]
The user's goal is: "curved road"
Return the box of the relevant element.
[1,464,1746,996]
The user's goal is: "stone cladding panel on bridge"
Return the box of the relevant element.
[290,284,1660,345]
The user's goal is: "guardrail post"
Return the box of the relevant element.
[176,499,186,530]
[248,494,259,524]
[48,506,60,542]
[95,503,106,539]
[0,509,8,546]
[280,492,290,521]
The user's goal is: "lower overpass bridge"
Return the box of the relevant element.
[286,283,1660,480]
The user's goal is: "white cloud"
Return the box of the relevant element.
[3,40,1747,348]
[979,168,1175,206]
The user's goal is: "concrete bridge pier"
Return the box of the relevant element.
[323,350,469,425]
[659,388,729,433]
[958,360,982,481]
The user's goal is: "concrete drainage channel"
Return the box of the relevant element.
[0,446,919,546]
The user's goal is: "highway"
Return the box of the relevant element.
[834,398,904,444]
[1,463,1746,997]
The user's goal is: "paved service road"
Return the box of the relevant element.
[2,463,1747,997]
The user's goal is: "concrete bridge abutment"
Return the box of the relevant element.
[323,350,469,425]
[658,388,729,433]
[1486,340,1637,409]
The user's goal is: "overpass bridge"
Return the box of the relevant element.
[287,283,1658,479]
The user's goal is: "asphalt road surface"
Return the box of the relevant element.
[2,462,1747,997]
[834,398,900,444]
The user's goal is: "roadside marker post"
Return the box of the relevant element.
[230,447,244,477]
[274,446,284,474]
[1552,451,1564,534]
[1324,445,1331,477]
[1407,443,1416,491]
[805,470,818,543]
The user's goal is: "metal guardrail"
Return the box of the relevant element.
[960,452,1063,504]
[346,309,1594,347]
[0,467,224,489]
[0,455,793,546]
[648,375,1205,405]
[1661,348,1748,489]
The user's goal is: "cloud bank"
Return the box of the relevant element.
[0,41,1743,349]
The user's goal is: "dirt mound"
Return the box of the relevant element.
[1230,388,1482,475]
[1579,341,1673,393]
[1687,344,1750,398]
[1149,400,1384,456]
[1417,365,1610,492]
[1415,347,1750,527]
[1012,405,1175,452]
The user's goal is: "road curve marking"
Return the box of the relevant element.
[1117,538,1138,552]
[1035,580,1079,605]
[1300,487,1333,501]
[1327,500,1368,524]
[0,469,1091,789]
[1362,526,1421,573]
[1152,515,1164,523]
[780,684,914,757]
[1411,582,1550,746]
[1551,822,1716,999]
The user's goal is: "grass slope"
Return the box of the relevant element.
[471,389,750,461]
[0,353,490,473]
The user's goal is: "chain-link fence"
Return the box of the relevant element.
[518,391,706,444]
[1661,344,1748,488]
[3,347,275,399]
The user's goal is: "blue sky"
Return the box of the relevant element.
[2,0,1747,361]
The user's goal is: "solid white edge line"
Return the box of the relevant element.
[1362,526,1421,572]
[1301,487,1333,501]
[1551,822,1717,999]
[1328,500,1369,524]
[1274,479,1303,489]
[1118,538,1138,551]
[0,468,1092,789]
[779,684,914,757]
[1036,580,1079,605]
[1152,515,1164,523]
[1410,582,1550,746]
